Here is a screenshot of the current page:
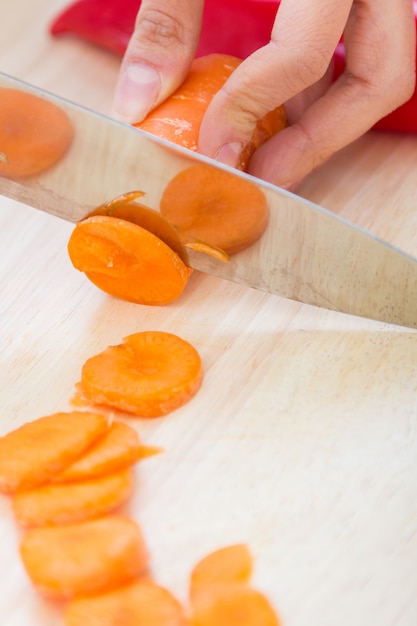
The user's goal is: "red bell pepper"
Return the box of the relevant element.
[50,0,417,133]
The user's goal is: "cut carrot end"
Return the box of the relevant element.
[20,515,149,600]
[67,215,192,305]
[79,331,203,418]
[0,87,74,179]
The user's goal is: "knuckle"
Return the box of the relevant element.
[284,44,332,90]
[135,8,188,49]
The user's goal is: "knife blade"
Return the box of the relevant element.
[1,70,417,329]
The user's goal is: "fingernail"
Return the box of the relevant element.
[215,141,243,168]
[113,63,161,123]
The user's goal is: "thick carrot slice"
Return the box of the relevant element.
[67,215,192,305]
[160,164,269,255]
[190,544,252,604]
[0,411,109,494]
[135,54,286,171]
[13,468,134,527]
[20,515,149,599]
[79,331,203,417]
[190,584,280,626]
[0,87,73,179]
[53,421,144,483]
[64,580,188,626]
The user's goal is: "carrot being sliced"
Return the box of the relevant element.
[79,331,203,418]
[67,215,192,305]
[190,544,252,604]
[160,164,269,255]
[64,580,188,626]
[135,53,286,172]
[20,515,149,600]
[0,411,109,494]
[0,87,73,179]
[53,421,144,483]
[13,468,134,527]
[190,584,281,626]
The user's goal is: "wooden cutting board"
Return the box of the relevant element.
[1,2,417,625]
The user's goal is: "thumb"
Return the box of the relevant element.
[113,0,203,123]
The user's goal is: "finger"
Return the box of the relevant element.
[284,63,334,125]
[249,0,416,187]
[198,0,353,165]
[113,0,204,123]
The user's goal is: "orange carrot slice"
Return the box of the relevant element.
[67,215,192,305]
[13,468,134,527]
[88,191,188,264]
[53,421,144,483]
[135,53,286,171]
[20,515,149,599]
[190,544,252,603]
[0,87,73,179]
[64,580,188,626]
[190,584,280,626]
[0,411,109,494]
[160,164,269,255]
[79,331,203,417]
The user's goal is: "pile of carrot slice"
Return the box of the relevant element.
[0,409,281,625]
[2,51,286,623]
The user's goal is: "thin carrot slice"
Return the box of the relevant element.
[64,580,188,626]
[0,87,73,179]
[160,164,269,255]
[88,191,189,264]
[190,584,281,626]
[20,515,149,600]
[53,421,143,483]
[0,411,109,494]
[135,54,286,171]
[13,468,134,527]
[79,331,203,418]
[190,544,252,604]
[67,215,193,305]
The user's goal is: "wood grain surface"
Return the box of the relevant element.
[1,2,417,625]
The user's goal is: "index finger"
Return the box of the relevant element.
[198,0,353,163]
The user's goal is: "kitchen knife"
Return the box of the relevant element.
[1,70,417,329]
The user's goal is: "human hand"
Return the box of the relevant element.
[113,0,416,189]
